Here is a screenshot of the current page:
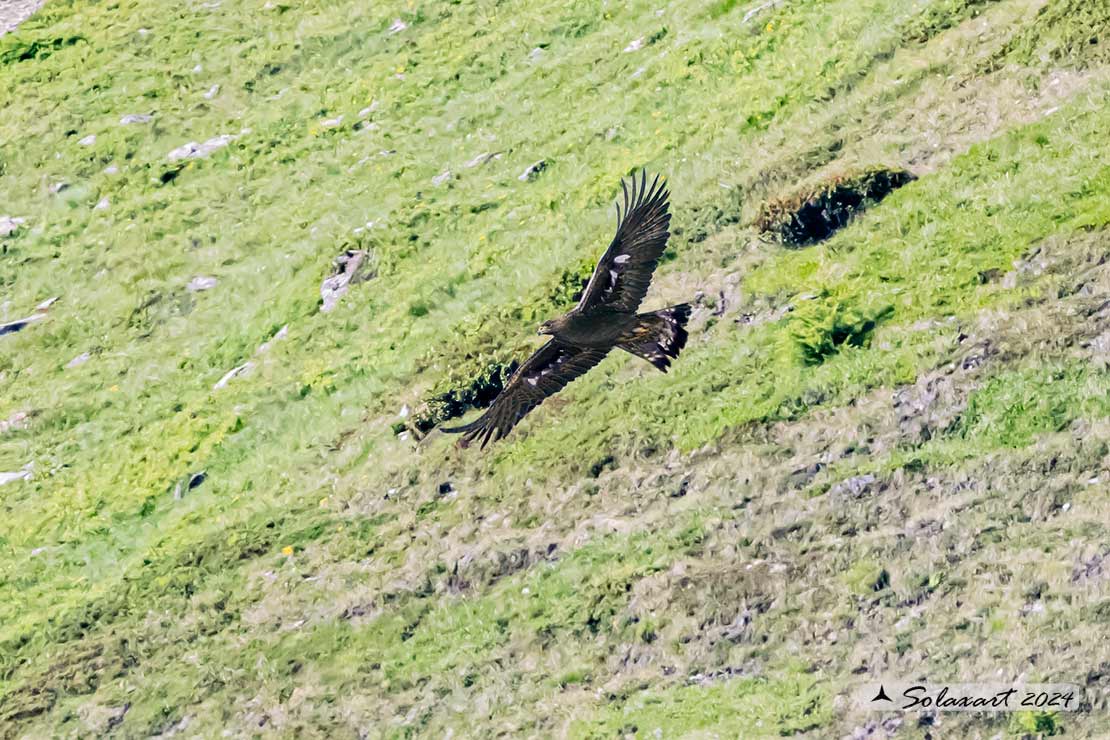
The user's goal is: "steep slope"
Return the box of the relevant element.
[1,0,1108,736]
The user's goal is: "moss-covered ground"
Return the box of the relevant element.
[2,0,1108,736]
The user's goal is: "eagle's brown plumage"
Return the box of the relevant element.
[442,170,691,448]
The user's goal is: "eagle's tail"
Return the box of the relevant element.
[619,303,691,373]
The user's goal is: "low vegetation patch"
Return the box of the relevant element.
[573,669,830,738]
[996,0,1110,68]
[783,293,893,366]
[410,359,518,432]
[900,0,1001,44]
[755,166,915,246]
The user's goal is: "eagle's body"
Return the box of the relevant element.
[543,308,639,348]
[443,171,691,448]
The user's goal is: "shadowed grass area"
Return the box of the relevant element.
[2,0,1109,735]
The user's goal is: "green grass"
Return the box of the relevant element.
[958,363,1110,448]
[571,667,830,738]
[2,0,1109,735]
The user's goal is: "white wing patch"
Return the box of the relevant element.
[526,346,571,387]
[613,254,630,264]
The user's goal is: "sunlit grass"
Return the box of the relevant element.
[1,0,1108,734]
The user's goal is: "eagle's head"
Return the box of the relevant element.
[537,317,561,335]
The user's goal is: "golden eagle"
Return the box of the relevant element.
[443,171,691,449]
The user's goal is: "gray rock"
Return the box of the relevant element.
[213,362,254,389]
[66,352,91,368]
[255,325,288,355]
[518,159,547,182]
[0,411,30,434]
[844,717,903,740]
[187,275,218,292]
[1072,551,1110,584]
[892,363,976,444]
[0,216,26,237]
[120,113,153,125]
[78,701,130,735]
[432,169,452,186]
[1084,328,1110,368]
[0,297,56,336]
[0,464,32,486]
[167,133,237,161]
[465,152,501,169]
[829,474,877,499]
[78,134,97,146]
[215,324,291,389]
[321,250,375,313]
[1,0,47,36]
[743,0,781,24]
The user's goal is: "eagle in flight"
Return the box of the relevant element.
[443,171,691,448]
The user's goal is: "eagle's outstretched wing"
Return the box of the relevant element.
[576,170,671,314]
[442,340,610,448]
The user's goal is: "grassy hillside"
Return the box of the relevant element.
[1,0,1108,736]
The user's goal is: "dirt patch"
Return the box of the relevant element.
[755,167,915,246]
